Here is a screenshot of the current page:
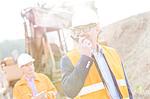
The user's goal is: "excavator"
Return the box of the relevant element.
[0,6,72,98]
[21,6,72,97]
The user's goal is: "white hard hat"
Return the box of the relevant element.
[17,53,35,68]
[72,7,99,27]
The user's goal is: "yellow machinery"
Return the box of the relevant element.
[21,6,71,97]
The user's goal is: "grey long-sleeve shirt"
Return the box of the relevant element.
[60,55,93,98]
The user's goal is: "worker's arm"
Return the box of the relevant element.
[13,87,22,99]
[40,74,57,99]
[61,55,93,98]
[46,80,57,99]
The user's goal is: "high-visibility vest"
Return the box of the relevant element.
[67,45,129,99]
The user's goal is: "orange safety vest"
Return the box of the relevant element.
[67,45,129,99]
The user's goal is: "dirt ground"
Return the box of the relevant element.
[100,11,150,99]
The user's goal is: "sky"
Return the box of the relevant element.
[0,0,150,42]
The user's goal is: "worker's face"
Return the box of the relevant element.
[21,62,35,76]
[71,23,101,42]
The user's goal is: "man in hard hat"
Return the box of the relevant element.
[13,53,57,99]
[60,7,133,99]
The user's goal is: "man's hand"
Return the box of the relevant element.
[32,91,47,99]
[79,37,93,57]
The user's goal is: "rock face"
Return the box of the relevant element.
[100,11,150,99]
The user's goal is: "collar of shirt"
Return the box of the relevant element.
[26,78,38,96]
[91,44,103,54]
[17,73,41,86]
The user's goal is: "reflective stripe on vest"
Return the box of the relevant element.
[124,98,129,99]
[78,82,104,96]
[117,79,127,87]
[78,79,127,96]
